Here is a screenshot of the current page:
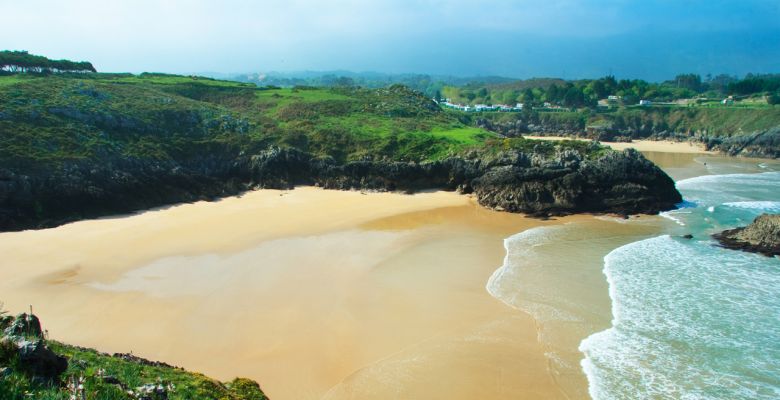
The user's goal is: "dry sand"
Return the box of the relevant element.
[1,153,741,400]
[0,187,576,400]
[523,135,715,154]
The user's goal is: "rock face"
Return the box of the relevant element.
[0,146,682,231]
[15,339,68,380]
[1,314,68,382]
[4,313,43,338]
[470,149,681,216]
[476,118,780,158]
[713,214,780,257]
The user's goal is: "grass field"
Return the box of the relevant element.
[0,73,505,165]
[0,312,266,400]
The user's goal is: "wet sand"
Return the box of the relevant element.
[0,188,577,400]
[3,153,770,400]
[523,135,715,154]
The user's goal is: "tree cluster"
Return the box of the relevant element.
[443,72,780,109]
[0,50,96,74]
[727,73,780,95]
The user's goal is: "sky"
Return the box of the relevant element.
[3,0,779,81]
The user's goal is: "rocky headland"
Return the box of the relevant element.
[713,213,780,257]
[0,73,684,231]
[0,145,682,231]
[475,116,780,159]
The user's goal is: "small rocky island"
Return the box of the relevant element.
[713,213,780,257]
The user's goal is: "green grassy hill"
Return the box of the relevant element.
[0,73,494,168]
[0,311,267,400]
[2,71,630,231]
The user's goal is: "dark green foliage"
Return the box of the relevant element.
[0,50,96,74]
[0,339,267,399]
[227,378,267,399]
[479,137,610,160]
[0,338,17,365]
[728,74,780,95]
[674,74,703,92]
[442,73,780,108]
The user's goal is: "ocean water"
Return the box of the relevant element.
[486,214,666,398]
[580,170,780,399]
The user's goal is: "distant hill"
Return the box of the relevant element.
[222,70,517,98]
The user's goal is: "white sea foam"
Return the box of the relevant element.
[722,201,780,212]
[581,169,780,399]
[486,225,558,309]
[660,211,686,226]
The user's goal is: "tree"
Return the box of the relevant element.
[590,79,608,99]
[708,74,736,94]
[520,88,535,105]
[675,74,702,92]
[545,84,561,103]
[0,50,96,73]
[563,86,586,107]
[768,93,780,105]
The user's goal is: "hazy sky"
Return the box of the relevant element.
[3,0,779,80]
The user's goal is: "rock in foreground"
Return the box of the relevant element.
[713,213,780,257]
[0,312,268,399]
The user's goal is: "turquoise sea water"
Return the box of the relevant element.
[580,170,780,399]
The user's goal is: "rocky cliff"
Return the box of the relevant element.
[713,213,780,257]
[0,146,682,231]
[475,112,780,159]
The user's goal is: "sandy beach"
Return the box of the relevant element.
[523,135,716,154]
[0,188,577,400]
[2,153,766,400]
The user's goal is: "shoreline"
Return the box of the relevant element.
[523,135,716,154]
[2,153,768,399]
[0,187,575,400]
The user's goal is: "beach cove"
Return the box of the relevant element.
[1,144,777,400]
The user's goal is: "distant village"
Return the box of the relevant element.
[437,94,742,113]
[436,98,584,112]
[437,99,524,112]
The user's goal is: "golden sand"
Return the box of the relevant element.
[0,188,574,400]
[523,135,715,154]
[1,153,751,400]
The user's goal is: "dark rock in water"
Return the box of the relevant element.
[0,146,682,231]
[4,313,43,339]
[682,234,694,239]
[15,339,68,380]
[713,213,780,257]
